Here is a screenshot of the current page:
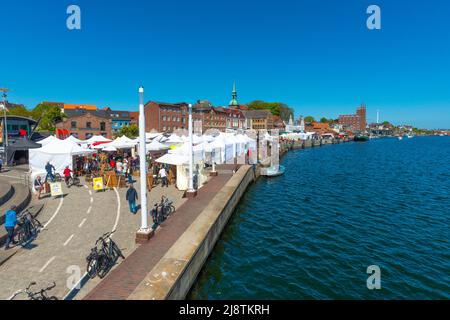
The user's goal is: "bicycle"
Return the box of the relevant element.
[17,210,43,246]
[9,282,58,300]
[86,230,124,279]
[151,196,175,225]
[66,174,81,188]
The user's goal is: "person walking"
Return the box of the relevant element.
[4,206,18,250]
[45,161,56,182]
[34,176,44,200]
[159,166,168,188]
[126,184,138,214]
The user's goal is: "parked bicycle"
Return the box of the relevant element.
[151,196,176,225]
[9,282,58,300]
[86,230,125,279]
[17,210,43,246]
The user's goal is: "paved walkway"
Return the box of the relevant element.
[83,172,233,300]
[0,176,185,300]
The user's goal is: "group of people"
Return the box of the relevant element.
[108,154,139,184]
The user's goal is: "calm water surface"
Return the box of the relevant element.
[189,137,450,299]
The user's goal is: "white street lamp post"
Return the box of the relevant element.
[187,103,197,197]
[136,86,151,242]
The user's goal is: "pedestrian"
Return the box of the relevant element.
[0,157,3,172]
[116,159,123,174]
[34,176,44,200]
[126,184,138,214]
[45,161,56,182]
[63,166,73,187]
[4,206,18,250]
[159,166,168,188]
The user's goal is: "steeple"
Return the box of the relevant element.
[229,81,239,107]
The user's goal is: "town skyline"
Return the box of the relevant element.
[1,0,449,129]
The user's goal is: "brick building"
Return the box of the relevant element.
[55,109,113,139]
[338,105,367,132]
[243,110,274,130]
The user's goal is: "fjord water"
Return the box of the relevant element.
[189,137,450,299]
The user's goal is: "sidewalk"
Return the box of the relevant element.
[84,172,233,300]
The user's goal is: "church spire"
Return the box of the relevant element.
[229,81,239,107]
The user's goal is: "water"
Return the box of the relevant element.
[189,137,450,300]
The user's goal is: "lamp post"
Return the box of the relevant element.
[135,86,152,243]
[0,89,8,165]
[186,103,197,198]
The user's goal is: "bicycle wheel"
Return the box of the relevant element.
[169,205,176,215]
[112,241,125,260]
[86,257,99,279]
[97,255,111,279]
[74,177,80,186]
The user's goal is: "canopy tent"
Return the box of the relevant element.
[181,134,204,145]
[146,140,169,152]
[38,135,59,147]
[29,138,94,176]
[101,136,137,149]
[85,135,112,145]
[65,135,86,144]
[103,145,118,152]
[155,153,189,166]
[164,134,184,145]
[146,132,163,141]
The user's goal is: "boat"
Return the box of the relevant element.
[406,134,414,139]
[354,135,369,142]
[265,165,285,177]
[398,136,403,140]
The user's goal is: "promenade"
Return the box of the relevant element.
[82,170,233,300]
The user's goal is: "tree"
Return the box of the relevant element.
[31,103,66,132]
[320,117,329,123]
[115,124,139,139]
[304,116,315,123]
[247,100,294,121]
[6,105,32,118]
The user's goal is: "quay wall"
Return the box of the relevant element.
[128,165,256,300]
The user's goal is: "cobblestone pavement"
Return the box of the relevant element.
[0,176,186,300]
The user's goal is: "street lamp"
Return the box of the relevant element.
[186,103,197,198]
[135,86,152,243]
[0,89,9,165]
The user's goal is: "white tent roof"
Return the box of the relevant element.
[37,138,94,155]
[103,146,118,152]
[85,135,112,144]
[165,134,184,144]
[155,153,189,166]
[65,135,85,144]
[38,135,59,146]
[146,140,168,151]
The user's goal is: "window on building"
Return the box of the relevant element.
[100,122,106,131]
[71,121,77,129]
[86,122,92,129]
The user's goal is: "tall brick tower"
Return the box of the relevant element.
[357,104,367,132]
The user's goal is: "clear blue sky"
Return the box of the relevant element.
[1,0,449,128]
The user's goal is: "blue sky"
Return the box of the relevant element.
[1,0,449,128]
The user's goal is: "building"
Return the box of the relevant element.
[243,110,274,130]
[338,105,367,132]
[144,101,189,133]
[0,115,38,164]
[55,109,113,139]
[63,103,97,111]
[224,108,246,130]
[273,115,286,131]
[101,108,131,133]
[129,112,139,126]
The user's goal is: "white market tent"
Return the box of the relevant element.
[65,135,86,144]
[146,140,169,152]
[38,135,59,147]
[85,135,112,145]
[164,134,184,145]
[29,138,94,176]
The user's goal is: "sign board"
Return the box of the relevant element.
[50,182,63,197]
[93,177,104,191]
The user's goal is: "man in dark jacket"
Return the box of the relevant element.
[4,206,18,250]
[126,184,138,214]
[45,162,56,182]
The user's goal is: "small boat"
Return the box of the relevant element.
[265,165,285,177]
[398,136,403,140]
[406,135,414,139]
[354,135,369,142]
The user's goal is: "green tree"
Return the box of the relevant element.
[115,124,139,139]
[6,105,32,118]
[320,117,329,123]
[247,100,294,121]
[31,103,66,132]
[304,116,315,123]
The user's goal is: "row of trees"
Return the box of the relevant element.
[6,103,66,132]
[247,100,294,121]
